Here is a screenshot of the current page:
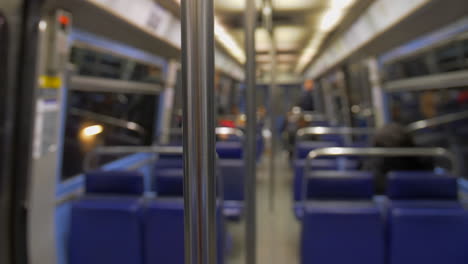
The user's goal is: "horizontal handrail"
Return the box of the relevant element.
[84,145,183,171]
[296,126,375,138]
[406,110,468,132]
[70,108,146,136]
[302,147,457,204]
[164,127,245,138]
[70,75,163,94]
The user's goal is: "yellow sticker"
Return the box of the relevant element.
[39,76,62,89]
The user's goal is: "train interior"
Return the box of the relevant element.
[2,0,468,264]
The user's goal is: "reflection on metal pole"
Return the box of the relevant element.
[244,0,257,263]
[265,1,277,211]
[181,0,217,262]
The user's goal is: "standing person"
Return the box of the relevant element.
[298,79,315,111]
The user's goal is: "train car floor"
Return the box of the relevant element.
[226,150,300,264]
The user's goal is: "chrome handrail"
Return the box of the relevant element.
[296,126,375,138]
[301,147,457,205]
[407,110,468,132]
[161,127,244,139]
[70,108,146,136]
[84,145,183,171]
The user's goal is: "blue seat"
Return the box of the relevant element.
[387,171,468,264]
[85,170,144,195]
[155,158,184,169]
[216,141,243,159]
[144,199,185,264]
[293,159,360,201]
[306,171,374,200]
[219,159,244,201]
[387,171,458,200]
[144,198,224,264]
[389,208,468,264]
[154,168,184,197]
[69,172,145,264]
[301,173,384,264]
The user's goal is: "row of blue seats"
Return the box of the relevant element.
[155,141,246,220]
[70,171,224,264]
[301,170,468,264]
[293,140,360,202]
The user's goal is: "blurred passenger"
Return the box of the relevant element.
[363,123,433,194]
[298,80,315,111]
[420,91,437,119]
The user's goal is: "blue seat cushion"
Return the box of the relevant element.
[216,141,243,159]
[154,168,184,196]
[85,171,144,195]
[69,197,143,264]
[307,171,374,200]
[390,207,468,264]
[387,171,458,200]
[302,201,384,264]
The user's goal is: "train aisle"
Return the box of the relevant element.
[225,150,298,264]
[258,150,300,264]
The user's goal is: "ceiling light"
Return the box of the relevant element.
[329,0,355,9]
[172,0,246,64]
[81,125,103,137]
[319,8,345,32]
[214,18,246,63]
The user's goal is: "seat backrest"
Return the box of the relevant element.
[387,171,458,200]
[85,170,144,195]
[293,159,360,201]
[306,171,374,200]
[216,141,243,159]
[219,159,244,201]
[301,170,384,264]
[389,207,468,264]
[70,172,145,264]
[144,199,224,264]
[387,171,468,264]
[155,158,184,169]
[153,167,184,197]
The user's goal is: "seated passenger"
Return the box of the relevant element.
[363,123,433,194]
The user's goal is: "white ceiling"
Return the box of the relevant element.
[214,0,362,77]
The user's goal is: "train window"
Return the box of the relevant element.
[435,42,463,72]
[463,39,468,66]
[70,46,163,83]
[401,55,430,78]
[61,91,159,180]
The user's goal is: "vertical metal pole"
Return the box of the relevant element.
[181,0,216,262]
[244,0,257,264]
[268,33,278,211]
[368,57,388,127]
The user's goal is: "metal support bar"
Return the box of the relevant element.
[83,145,183,171]
[244,0,257,263]
[407,110,468,132]
[296,126,375,146]
[181,0,216,262]
[302,147,457,204]
[296,126,375,138]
